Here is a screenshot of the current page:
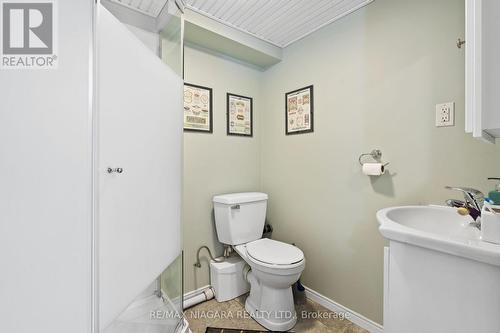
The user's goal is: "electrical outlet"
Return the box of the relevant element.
[436,102,455,127]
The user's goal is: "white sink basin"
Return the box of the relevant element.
[377,205,500,267]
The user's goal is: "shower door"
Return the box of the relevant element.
[97,4,183,332]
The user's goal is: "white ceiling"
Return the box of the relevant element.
[108,0,170,17]
[184,0,373,48]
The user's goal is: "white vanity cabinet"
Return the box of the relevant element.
[465,0,500,143]
[378,206,500,333]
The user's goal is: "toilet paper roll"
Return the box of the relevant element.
[362,163,386,176]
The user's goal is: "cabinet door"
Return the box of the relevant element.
[97,6,182,330]
[481,0,500,138]
[465,0,500,142]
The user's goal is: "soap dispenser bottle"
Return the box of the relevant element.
[487,177,500,205]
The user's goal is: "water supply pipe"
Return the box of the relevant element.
[194,245,231,268]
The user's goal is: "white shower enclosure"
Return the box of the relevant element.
[0,1,183,333]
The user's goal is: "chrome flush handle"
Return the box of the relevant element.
[231,205,240,210]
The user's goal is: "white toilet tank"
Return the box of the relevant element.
[213,192,268,245]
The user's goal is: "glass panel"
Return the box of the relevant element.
[161,253,184,317]
[103,254,184,333]
[160,2,183,78]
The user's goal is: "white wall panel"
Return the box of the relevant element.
[0,1,94,333]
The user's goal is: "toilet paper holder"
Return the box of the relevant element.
[358,149,390,167]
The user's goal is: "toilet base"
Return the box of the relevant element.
[244,286,297,331]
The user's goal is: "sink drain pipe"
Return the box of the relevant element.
[183,286,215,309]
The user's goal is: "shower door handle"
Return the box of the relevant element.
[107,167,123,174]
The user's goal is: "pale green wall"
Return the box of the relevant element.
[183,0,500,325]
[183,45,263,293]
[260,0,500,324]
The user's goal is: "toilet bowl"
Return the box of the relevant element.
[235,238,305,331]
[212,192,306,331]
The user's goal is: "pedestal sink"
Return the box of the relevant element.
[377,205,500,333]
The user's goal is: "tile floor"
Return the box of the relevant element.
[184,292,369,333]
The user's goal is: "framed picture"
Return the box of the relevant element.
[285,85,314,135]
[183,83,213,133]
[227,93,253,137]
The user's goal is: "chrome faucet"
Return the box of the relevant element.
[445,186,484,228]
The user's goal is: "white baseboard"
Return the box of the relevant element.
[183,284,383,333]
[303,285,383,333]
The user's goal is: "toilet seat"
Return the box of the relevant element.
[246,238,304,265]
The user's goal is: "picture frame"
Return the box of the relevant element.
[227,93,253,137]
[183,83,213,133]
[285,85,314,135]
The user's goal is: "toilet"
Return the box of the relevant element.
[212,192,305,331]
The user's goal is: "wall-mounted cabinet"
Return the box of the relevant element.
[465,0,500,143]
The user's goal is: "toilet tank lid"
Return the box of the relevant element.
[213,192,268,204]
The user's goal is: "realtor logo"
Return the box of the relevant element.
[1,0,57,69]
